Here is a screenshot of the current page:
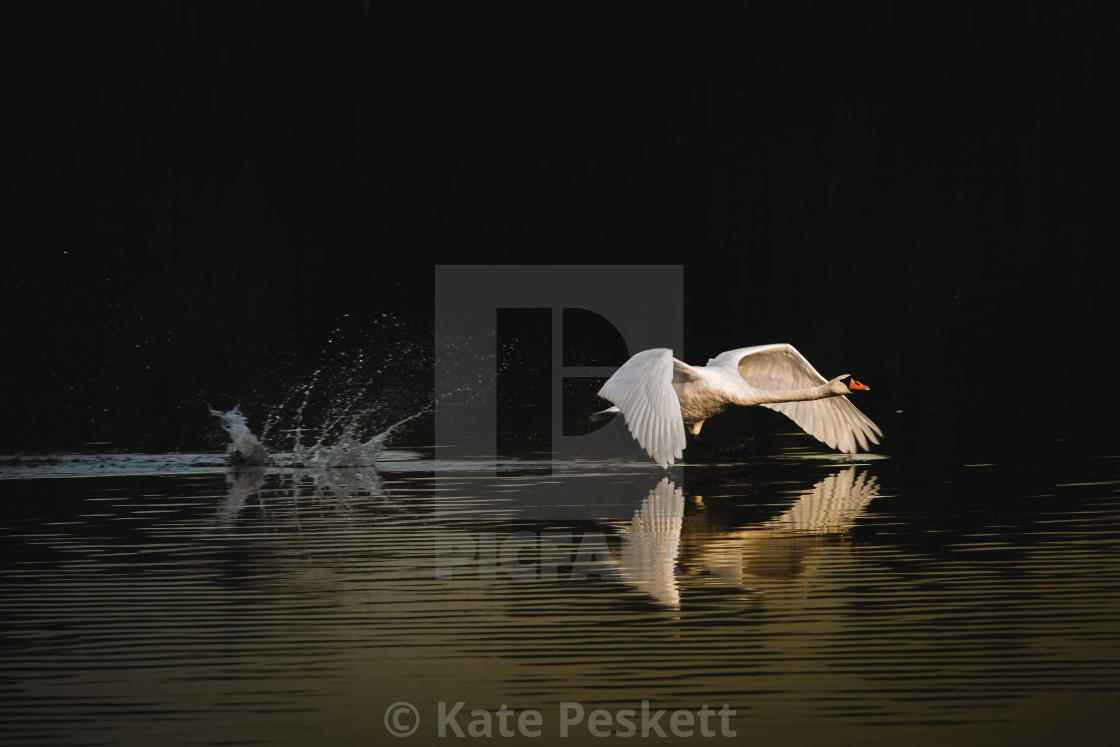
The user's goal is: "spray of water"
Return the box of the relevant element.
[209,313,435,469]
[210,406,271,465]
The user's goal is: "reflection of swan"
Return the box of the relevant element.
[762,467,878,534]
[687,467,878,590]
[597,345,882,467]
[616,478,685,607]
[612,467,878,606]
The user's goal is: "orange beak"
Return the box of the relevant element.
[848,379,870,391]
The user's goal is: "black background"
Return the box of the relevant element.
[2,1,1115,457]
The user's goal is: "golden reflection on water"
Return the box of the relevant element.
[615,468,878,607]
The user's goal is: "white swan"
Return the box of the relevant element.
[597,344,882,467]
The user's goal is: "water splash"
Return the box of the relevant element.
[285,406,429,469]
[209,313,435,469]
[210,403,429,469]
[207,401,427,522]
[210,406,270,465]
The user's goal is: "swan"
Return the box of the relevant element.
[596,344,882,467]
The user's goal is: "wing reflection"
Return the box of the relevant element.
[613,467,879,607]
[615,479,686,607]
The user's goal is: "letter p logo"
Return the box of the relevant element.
[434,265,683,469]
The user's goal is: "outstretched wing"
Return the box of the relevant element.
[708,344,883,454]
[598,348,688,468]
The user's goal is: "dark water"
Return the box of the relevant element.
[2,437,1117,747]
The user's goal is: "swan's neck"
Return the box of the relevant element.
[746,383,836,405]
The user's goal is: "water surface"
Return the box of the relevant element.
[2,442,1117,746]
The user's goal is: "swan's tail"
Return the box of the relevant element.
[591,406,620,422]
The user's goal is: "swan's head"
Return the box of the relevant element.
[830,375,870,395]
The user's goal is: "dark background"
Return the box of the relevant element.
[2,1,1115,459]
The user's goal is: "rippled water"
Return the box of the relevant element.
[2,441,1118,746]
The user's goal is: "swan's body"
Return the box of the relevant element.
[597,344,882,467]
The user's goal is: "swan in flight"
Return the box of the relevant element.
[597,344,882,467]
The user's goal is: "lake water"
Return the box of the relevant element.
[2,433,1117,746]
